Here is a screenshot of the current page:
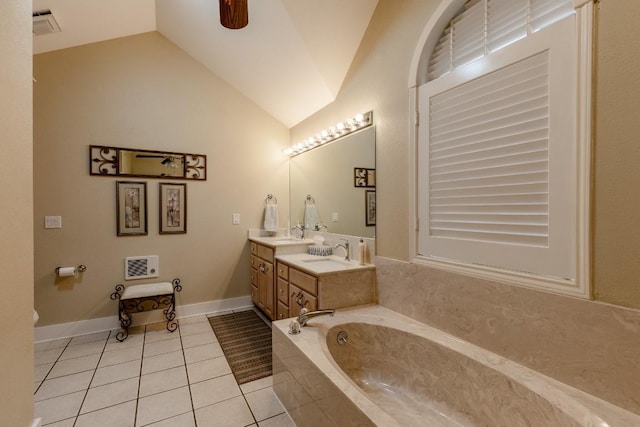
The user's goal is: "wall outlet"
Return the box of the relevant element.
[44,216,62,229]
[332,212,339,222]
[232,213,240,225]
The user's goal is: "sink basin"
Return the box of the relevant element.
[301,258,352,269]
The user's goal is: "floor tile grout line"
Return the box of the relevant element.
[34,338,74,395]
[133,324,149,427]
[177,319,200,427]
[71,331,111,426]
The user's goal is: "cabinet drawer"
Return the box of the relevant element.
[289,284,317,315]
[277,278,289,304]
[277,262,289,280]
[257,245,274,263]
[250,242,258,256]
[250,255,260,269]
[276,301,289,320]
[290,268,317,295]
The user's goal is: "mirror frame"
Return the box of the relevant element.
[90,145,207,180]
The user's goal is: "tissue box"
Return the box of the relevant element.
[308,245,333,256]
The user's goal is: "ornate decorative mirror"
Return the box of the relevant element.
[90,146,207,180]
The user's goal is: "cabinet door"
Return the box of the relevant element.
[289,284,317,318]
[251,285,258,305]
[257,260,274,320]
[264,260,274,318]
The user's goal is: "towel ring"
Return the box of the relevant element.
[305,195,315,205]
[265,194,278,205]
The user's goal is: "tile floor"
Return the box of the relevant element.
[34,309,296,427]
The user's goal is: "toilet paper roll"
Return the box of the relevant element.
[57,266,76,277]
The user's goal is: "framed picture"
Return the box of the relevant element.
[116,181,147,236]
[159,182,187,234]
[365,190,376,226]
[354,167,376,187]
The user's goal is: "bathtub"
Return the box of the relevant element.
[272,305,639,426]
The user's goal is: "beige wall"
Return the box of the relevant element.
[0,1,35,425]
[592,0,640,308]
[294,0,640,310]
[291,0,440,260]
[33,32,290,325]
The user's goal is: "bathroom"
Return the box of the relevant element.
[3,0,640,426]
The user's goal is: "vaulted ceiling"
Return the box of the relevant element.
[32,0,379,127]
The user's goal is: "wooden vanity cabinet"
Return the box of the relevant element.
[275,258,376,318]
[275,261,319,318]
[250,242,274,319]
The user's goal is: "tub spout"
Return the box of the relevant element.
[297,308,335,327]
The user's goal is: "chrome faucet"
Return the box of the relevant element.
[335,239,350,261]
[297,308,336,327]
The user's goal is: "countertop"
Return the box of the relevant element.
[276,253,375,276]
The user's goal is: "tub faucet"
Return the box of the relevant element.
[297,308,336,327]
[334,239,350,261]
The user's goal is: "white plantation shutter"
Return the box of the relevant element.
[427,0,574,81]
[530,0,575,31]
[418,13,578,280]
[451,0,485,68]
[429,51,550,247]
[487,0,527,52]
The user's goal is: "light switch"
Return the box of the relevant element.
[332,212,339,222]
[232,213,240,225]
[45,216,62,229]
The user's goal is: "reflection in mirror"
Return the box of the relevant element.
[90,145,206,180]
[290,126,375,238]
[119,151,184,178]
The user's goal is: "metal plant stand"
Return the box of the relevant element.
[110,278,182,342]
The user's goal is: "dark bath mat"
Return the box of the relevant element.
[208,310,272,384]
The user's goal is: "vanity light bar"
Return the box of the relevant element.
[284,111,373,157]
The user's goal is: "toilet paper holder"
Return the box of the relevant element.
[55,264,87,276]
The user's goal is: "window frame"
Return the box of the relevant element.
[408,0,593,298]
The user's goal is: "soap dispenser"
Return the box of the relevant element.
[358,239,366,265]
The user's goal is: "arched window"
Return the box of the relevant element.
[412,0,593,297]
[428,0,575,81]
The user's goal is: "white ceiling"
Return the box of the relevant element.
[32,0,378,127]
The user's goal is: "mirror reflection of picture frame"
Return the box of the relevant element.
[365,190,376,226]
[116,181,148,236]
[354,167,376,188]
[159,182,187,234]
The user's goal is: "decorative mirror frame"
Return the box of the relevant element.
[90,145,207,180]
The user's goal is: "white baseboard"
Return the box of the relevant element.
[35,295,253,343]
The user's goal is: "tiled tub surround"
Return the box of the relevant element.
[376,257,640,416]
[273,305,640,426]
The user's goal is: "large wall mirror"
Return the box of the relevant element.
[290,126,376,238]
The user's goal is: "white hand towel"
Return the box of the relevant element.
[304,204,320,230]
[264,204,279,232]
